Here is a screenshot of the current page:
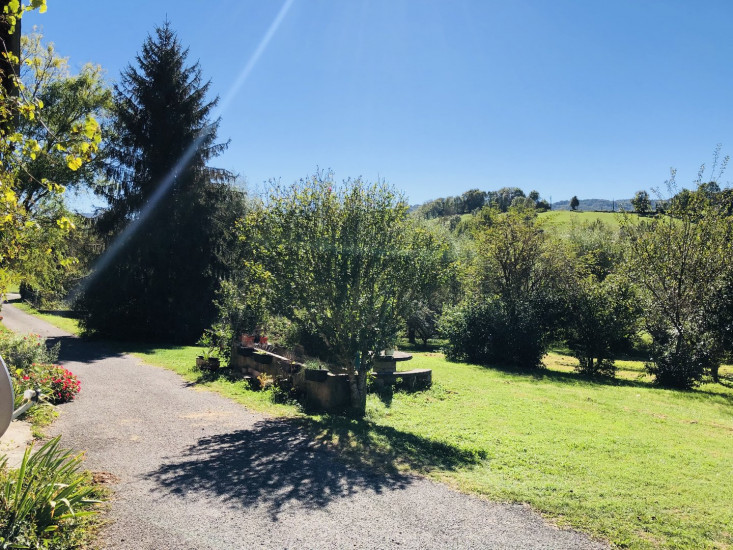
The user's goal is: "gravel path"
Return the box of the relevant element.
[1,301,607,549]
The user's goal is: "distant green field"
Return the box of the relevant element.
[538,210,628,230]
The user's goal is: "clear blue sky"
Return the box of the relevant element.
[27,0,733,207]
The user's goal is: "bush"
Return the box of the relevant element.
[440,297,554,369]
[0,437,100,549]
[645,330,719,389]
[0,333,59,371]
[562,275,639,378]
[14,365,81,405]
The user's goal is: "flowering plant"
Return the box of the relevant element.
[15,363,80,404]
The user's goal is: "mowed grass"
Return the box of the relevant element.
[366,354,733,549]
[539,209,627,230]
[7,305,733,548]
[10,301,81,335]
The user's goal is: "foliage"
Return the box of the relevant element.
[0,331,79,406]
[569,195,579,211]
[77,23,245,342]
[14,364,80,405]
[442,206,565,369]
[0,436,100,549]
[17,30,112,209]
[630,189,650,214]
[439,296,557,368]
[622,181,733,388]
[0,332,58,371]
[15,207,86,308]
[561,218,621,279]
[415,186,534,219]
[197,328,224,362]
[403,219,459,345]
[237,172,417,414]
[561,273,639,377]
[0,1,101,297]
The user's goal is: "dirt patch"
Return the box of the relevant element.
[93,471,121,485]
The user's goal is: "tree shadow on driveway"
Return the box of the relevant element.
[46,335,130,365]
[146,418,413,519]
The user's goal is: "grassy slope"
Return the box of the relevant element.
[7,307,733,548]
[378,354,733,549]
[538,210,625,230]
[9,302,81,335]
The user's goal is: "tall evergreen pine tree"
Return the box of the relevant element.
[79,23,244,342]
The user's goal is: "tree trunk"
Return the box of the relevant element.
[347,370,367,417]
[711,363,720,384]
[408,326,416,344]
[347,354,367,417]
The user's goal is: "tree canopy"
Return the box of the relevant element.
[77,22,244,342]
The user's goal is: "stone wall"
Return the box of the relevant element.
[229,344,431,413]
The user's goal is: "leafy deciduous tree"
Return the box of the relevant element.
[622,187,732,387]
[1,1,101,296]
[631,190,651,214]
[442,205,565,369]
[239,173,416,415]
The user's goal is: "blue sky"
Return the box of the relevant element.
[27,0,733,207]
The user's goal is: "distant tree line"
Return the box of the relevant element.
[415,187,550,219]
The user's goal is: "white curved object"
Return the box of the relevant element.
[0,355,14,438]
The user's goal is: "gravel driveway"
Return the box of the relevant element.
[1,301,607,549]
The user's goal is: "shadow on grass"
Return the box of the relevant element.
[6,296,82,318]
[45,334,198,368]
[180,369,486,474]
[300,414,488,476]
[146,414,485,518]
[397,338,446,354]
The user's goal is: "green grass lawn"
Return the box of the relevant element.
[9,302,81,335]
[5,305,733,548]
[538,210,628,230]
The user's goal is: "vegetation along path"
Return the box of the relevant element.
[1,301,607,549]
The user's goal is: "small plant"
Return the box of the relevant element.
[13,364,80,405]
[304,360,327,371]
[197,330,221,362]
[256,373,274,390]
[0,333,59,371]
[0,437,101,547]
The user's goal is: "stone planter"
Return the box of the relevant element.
[197,356,220,371]
[253,352,273,365]
[305,369,329,382]
[237,345,255,357]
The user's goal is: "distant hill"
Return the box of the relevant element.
[551,198,633,211]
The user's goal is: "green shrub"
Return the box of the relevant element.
[562,274,639,378]
[440,296,555,369]
[0,333,59,371]
[0,437,101,549]
[645,330,719,389]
